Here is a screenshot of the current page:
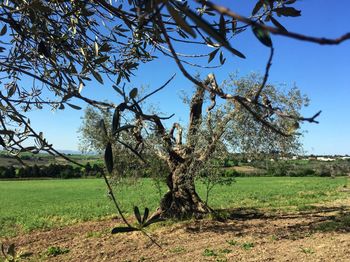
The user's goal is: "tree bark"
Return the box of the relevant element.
[159,167,211,219]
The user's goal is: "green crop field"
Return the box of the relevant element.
[0,177,348,237]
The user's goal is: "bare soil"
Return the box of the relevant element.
[226,166,264,174]
[2,199,350,262]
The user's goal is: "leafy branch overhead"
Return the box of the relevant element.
[0,0,348,158]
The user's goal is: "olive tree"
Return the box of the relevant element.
[80,73,307,218]
[0,0,348,220]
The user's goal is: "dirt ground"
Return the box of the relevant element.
[1,199,350,262]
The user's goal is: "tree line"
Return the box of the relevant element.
[0,163,104,179]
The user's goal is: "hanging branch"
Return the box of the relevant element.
[254,46,274,103]
[0,92,85,167]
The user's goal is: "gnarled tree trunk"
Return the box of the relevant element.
[159,165,211,219]
[157,83,215,219]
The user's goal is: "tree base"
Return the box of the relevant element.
[159,190,211,219]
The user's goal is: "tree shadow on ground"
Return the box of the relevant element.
[184,205,350,239]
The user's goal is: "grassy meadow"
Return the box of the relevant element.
[0,177,349,237]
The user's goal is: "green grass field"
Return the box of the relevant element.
[0,177,348,237]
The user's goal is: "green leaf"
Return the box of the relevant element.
[112,108,120,135]
[129,88,138,99]
[112,85,124,96]
[142,208,149,225]
[69,63,78,74]
[174,2,245,59]
[91,69,103,84]
[143,213,164,227]
[7,84,17,98]
[134,206,142,224]
[166,3,196,38]
[66,103,82,110]
[275,7,301,17]
[219,51,226,65]
[99,43,112,52]
[94,56,109,64]
[208,48,219,63]
[111,226,138,234]
[252,0,263,15]
[219,15,226,39]
[270,17,288,32]
[0,25,7,36]
[94,41,99,56]
[104,142,113,174]
[252,25,272,47]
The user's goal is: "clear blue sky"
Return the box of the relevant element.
[27,0,350,155]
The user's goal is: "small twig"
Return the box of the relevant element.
[136,74,176,105]
[276,110,321,124]
[116,139,146,163]
[141,230,162,249]
[101,172,132,227]
[254,46,274,102]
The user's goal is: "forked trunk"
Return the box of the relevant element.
[159,168,211,219]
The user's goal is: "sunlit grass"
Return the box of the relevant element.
[0,177,348,237]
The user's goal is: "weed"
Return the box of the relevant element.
[226,240,239,246]
[202,248,232,260]
[300,247,314,254]
[203,248,217,257]
[216,258,228,262]
[219,248,232,254]
[169,246,186,254]
[86,231,103,238]
[269,235,278,241]
[45,246,69,257]
[241,242,254,250]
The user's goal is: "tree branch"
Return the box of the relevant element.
[254,46,274,102]
[200,0,350,45]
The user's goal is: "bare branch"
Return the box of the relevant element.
[135,74,176,105]
[254,46,274,102]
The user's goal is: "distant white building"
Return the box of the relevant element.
[316,156,335,161]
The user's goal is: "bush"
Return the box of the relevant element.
[222,169,241,177]
[302,168,316,176]
[319,169,332,177]
[223,159,239,167]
